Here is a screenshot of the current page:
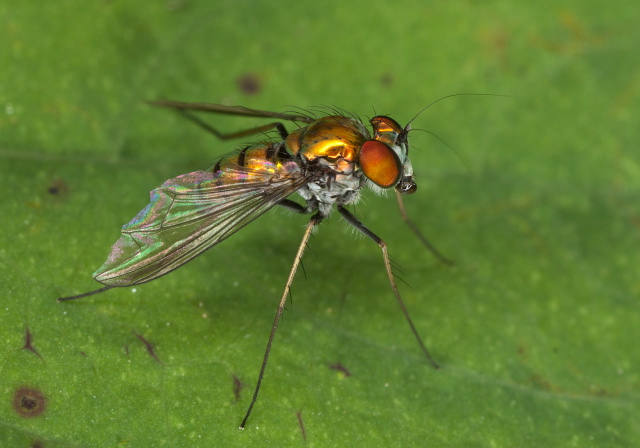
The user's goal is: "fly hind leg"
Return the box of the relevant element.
[148,100,290,140]
[169,109,289,140]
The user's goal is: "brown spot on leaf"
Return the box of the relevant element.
[380,73,394,86]
[529,373,563,393]
[134,332,163,364]
[232,374,243,403]
[31,441,44,448]
[22,327,42,359]
[237,73,261,95]
[517,345,528,361]
[329,362,351,377]
[13,387,47,418]
[47,179,69,198]
[296,410,306,442]
[167,0,187,11]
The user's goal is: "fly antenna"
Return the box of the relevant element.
[411,128,470,173]
[405,93,509,131]
[58,285,115,302]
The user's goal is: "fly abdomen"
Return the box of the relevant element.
[210,142,295,182]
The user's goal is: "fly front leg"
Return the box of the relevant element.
[337,205,439,369]
[395,190,454,266]
[240,212,324,429]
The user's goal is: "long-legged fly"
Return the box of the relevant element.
[59,99,456,428]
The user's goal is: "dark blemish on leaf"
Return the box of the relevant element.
[12,387,47,418]
[529,373,562,393]
[296,410,307,442]
[237,73,261,95]
[517,346,529,362]
[592,387,608,397]
[479,27,510,72]
[134,332,163,365]
[79,351,87,357]
[329,362,351,377]
[232,374,243,403]
[22,327,42,359]
[124,345,130,357]
[47,179,69,197]
[167,0,187,11]
[31,441,44,448]
[380,73,394,86]
[532,13,602,56]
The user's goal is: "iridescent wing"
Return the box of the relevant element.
[93,159,308,287]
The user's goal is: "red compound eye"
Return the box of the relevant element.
[359,140,402,188]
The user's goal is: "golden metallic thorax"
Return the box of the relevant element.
[285,116,369,163]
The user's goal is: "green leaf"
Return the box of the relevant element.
[1,0,638,446]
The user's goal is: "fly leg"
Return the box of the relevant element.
[276,199,315,214]
[147,100,314,124]
[148,100,316,139]
[156,105,290,140]
[240,213,323,429]
[395,190,454,265]
[338,205,439,369]
[58,285,115,302]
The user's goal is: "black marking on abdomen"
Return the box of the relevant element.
[237,146,250,167]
